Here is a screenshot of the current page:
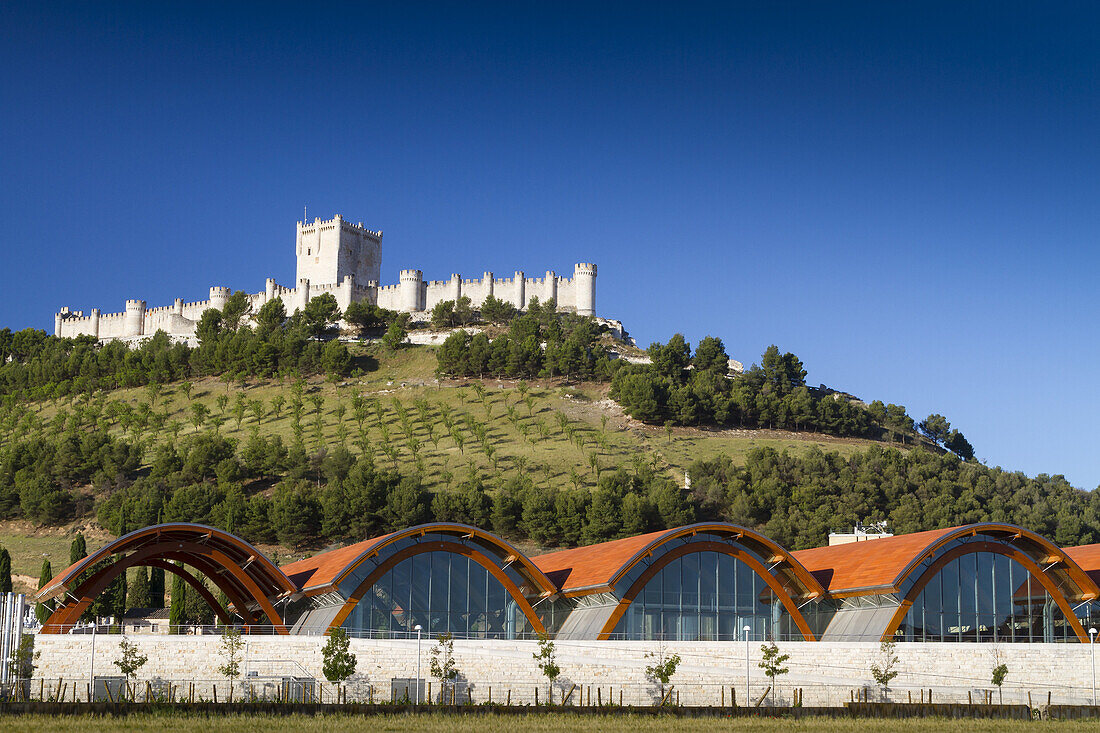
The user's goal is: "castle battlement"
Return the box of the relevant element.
[297,215,382,240]
[55,212,597,341]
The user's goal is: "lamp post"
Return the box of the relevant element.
[414,624,423,705]
[1091,627,1097,706]
[744,624,751,708]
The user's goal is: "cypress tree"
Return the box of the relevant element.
[149,566,165,608]
[35,559,52,625]
[0,548,12,594]
[109,561,127,622]
[128,567,151,610]
[216,590,230,626]
[168,566,185,631]
[69,533,87,565]
[183,581,212,626]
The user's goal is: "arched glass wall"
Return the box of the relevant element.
[610,551,804,641]
[898,552,1075,642]
[340,551,535,639]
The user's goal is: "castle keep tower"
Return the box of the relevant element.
[296,214,382,286]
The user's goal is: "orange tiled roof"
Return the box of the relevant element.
[280,532,394,592]
[529,529,672,593]
[791,527,960,594]
[1065,543,1100,587]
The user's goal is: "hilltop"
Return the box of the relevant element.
[0,301,1094,604]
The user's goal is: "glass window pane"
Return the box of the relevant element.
[681,553,701,611]
[612,551,801,641]
[340,549,526,640]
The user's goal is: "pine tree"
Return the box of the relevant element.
[35,559,52,625]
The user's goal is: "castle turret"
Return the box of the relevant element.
[482,272,494,302]
[124,299,147,337]
[265,278,277,304]
[338,274,355,312]
[574,263,596,316]
[209,286,230,312]
[54,308,67,337]
[513,271,525,309]
[90,309,101,340]
[545,270,558,304]
[450,273,462,302]
[296,278,310,313]
[400,269,423,311]
[174,299,184,316]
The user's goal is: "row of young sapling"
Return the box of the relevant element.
[3,635,1016,707]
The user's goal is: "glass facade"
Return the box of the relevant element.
[610,551,804,641]
[340,551,535,639]
[898,552,1076,642]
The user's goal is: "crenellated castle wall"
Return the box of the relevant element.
[53,214,597,342]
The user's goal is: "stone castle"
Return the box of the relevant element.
[55,214,597,342]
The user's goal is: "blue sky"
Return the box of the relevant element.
[2,3,1098,488]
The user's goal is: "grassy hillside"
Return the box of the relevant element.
[1,342,898,593]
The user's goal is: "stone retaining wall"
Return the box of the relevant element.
[30,636,1100,707]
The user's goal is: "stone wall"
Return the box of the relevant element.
[30,636,1099,707]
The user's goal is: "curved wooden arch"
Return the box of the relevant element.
[39,523,296,602]
[43,548,252,632]
[597,541,817,641]
[144,559,234,623]
[881,541,1091,643]
[323,523,557,599]
[328,539,547,636]
[44,555,237,632]
[41,540,288,634]
[604,523,823,601]
[890,524,1099,601]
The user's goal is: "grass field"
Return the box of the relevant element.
[2,343,905,588]
[0,714,1084,733]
